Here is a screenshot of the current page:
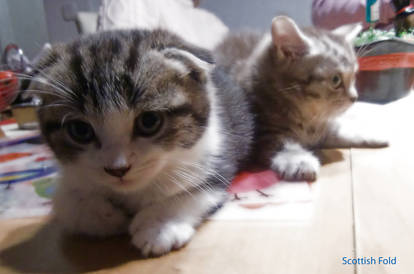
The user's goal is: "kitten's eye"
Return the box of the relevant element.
[135,112,164,137]
[331,74,342,89]
[66,120,95,144]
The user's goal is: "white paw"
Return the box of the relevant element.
[271,150,320,182]
[129,211,195,257]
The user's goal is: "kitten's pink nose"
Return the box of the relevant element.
[104,165,131,178]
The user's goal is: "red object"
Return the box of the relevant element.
[0,70,18,110]
[358,52,414,71]
[0,118,17,126]
[35,156,51,162]
[0,152,32,163]
[228,170,280,194]
[396,4,414,15]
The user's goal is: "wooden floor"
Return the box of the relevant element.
[0,94,413,274]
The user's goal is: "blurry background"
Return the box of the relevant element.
[201,0,312,29]
[0,0,312,59]
[0,0,49,59]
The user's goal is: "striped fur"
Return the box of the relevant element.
[30,29,253,256]
[215,16,362,181]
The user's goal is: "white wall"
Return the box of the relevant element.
[41,0,313,44]
[200,0,313,31]
[43,0,101,43]
[0,0,49,59]
[0,0,15,55]
[0,0,314,59]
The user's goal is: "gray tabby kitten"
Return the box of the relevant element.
[216,16,387,182]
[30,29,253,256]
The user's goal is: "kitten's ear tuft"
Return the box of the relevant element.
[332,23,363,43]
[271,16,312,59]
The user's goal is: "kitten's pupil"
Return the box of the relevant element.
[136,112,163,137]
[66,120,95,144]
[142,112,158,128]
[331,74,342,89]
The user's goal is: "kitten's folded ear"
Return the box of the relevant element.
[332,23,363,43]
[271,16,313,59]
[162,47,215,84]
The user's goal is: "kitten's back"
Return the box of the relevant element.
[215,30,263,72]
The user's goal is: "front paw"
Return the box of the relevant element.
[271,152,320,182]
[129,211,195,257]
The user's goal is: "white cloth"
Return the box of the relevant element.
[99,0,228,50]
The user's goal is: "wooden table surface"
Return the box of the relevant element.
[0,94,413,274]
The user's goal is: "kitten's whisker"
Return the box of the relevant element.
[22,89,74,102]
[12,73,76,100]
[60,113,80,126]
[359,46,376,57]
[152,178,169,194]
[4,75,76,103]
[357,45,369,57]
[127,160,159,177]
[30,68,76,96]
[0,76,34,82]
[182,161,225,183]
[38,103,70,110]
[177,160,230,187]
[165,172,196,197]
[279,84,301,93]
[172,166,214,193]
[356,44,378,57]
[356,44,365,57]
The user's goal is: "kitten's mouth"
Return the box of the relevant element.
[116,178,135,186]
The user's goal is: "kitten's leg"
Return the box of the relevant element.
[129,187,226,257]
[323,121,389,148]
[53,185,129,237]
[271,141,320,182]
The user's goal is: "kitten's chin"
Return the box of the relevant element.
[107,177,152,193]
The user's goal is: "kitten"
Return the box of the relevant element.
[215,16,388,182]
[30,29,253,256]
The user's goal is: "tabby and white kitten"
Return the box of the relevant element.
[215,16,387,182]
[31,29,253,256]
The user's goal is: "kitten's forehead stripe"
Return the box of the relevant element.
[69,42,89,112]
[88,43,99,58]
[109,37,122,55]
[122,73,143,107]
[126,44,139,72]
[36,29,216,154]
[126,31,145,72]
